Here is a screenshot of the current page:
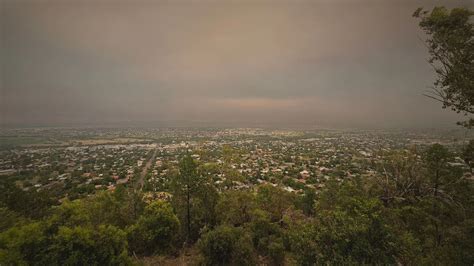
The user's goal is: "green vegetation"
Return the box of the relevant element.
[198,225,255,265]
[171,155,219,243]
[127,201,180,256]
[0,136,53,149]
[0,6,472,266]
[414,6,474,128]
[1,143,473,265]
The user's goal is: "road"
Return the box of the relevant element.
[136,148,157,190]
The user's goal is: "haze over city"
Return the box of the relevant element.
[1,1,474,265]
[1,0,473,128]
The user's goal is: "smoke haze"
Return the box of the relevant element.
[1,0,473,128]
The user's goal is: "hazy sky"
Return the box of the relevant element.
[1,0,473,128]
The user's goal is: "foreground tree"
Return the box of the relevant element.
[172,155,201,243]
[127,201,180,255]
[256,185,295,222]
[414,7,474,128]
[0,222,48,265]
[424,144,454,197]
[0,182,56,219]
[462,140,474,172]
[370,145,474,264]
[215,190,256,226]
[288,180,403,265]
[0,223,131,265]
[48,225,130,265]
[171,154,218,243]
[198,225,255,266]
[249,209,285,265]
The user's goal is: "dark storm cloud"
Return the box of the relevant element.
[1,0,472,128]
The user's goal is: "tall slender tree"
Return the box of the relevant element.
[171,154,205,243]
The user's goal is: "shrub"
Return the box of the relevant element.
[198,225,255,265]
[127,200,180,255]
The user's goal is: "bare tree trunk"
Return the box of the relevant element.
[186,186,191,244]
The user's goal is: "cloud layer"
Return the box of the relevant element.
[1,0,472,128]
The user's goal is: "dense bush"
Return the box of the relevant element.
[48,225,131,265]
[1,143,473,265]
[0,222,48,265]
[0,223,131,265]
[249,209,285,264]
[198,225,255,265]
[288,182,400,265]
[127,201,180,255]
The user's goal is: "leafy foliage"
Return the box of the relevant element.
[1,142,473,265]
[462,139,474,171]
[289,181,400,265]
[414,7,474,127]
[0,182,56,219]
[127,201,180,255]
[0,222,131,266]
[215,190,256,226]
[198,225,255,266]
[171,155,215,243]
[48,225,131,265]
[249,209,285,265]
